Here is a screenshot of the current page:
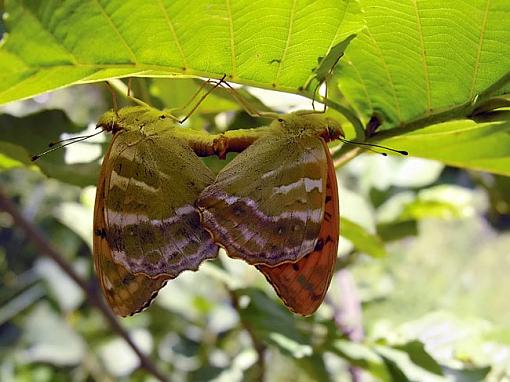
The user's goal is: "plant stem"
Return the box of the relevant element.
[0,188,169,382]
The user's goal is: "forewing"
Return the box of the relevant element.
[257,140,339,315]
[93,138,168,316]
[101,130,219,278]
[198,135,327,266]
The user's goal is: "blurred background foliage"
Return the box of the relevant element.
[1,0,510,381]
[1,77,509,382]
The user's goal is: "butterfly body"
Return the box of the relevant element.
[197,111,342,315]
[94,106,218,316]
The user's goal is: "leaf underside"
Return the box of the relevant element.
[0,0,363,104]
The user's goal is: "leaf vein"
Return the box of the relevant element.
[366,28,402,122]
[469,0,491,100]
[346,59,373,113]
[225,0,237,78]
[411,0,431,114]
[19,0,79,65]
[158,0,188,69]
[324,1,348,55]
[92,0,138,64]
[275,0,297,86]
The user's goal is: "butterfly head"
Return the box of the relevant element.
[97,106,176,134]
[271,111,344,142]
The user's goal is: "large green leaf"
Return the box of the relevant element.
[336,0,510,128]
[378,119,510,176]
[0,0,363,104]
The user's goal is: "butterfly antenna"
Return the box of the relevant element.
[339,137,408,156]
[47,130,103,147]
[178,74,228,124]
[31,130,104,161]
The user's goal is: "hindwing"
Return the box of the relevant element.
[197,134,328,266]
[256,140,339,315]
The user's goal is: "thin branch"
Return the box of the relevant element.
[0,188,169,382]
[333,146,361,168]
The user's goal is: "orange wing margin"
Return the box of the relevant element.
[256,139,339,315]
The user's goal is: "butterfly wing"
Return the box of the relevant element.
[198,134,328,266]
[102,129,219,278]
[94,138,168,316]
[93,129,219,315]
[256,139,339,315]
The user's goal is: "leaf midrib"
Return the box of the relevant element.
[92,0,138,63]
[158,0,188,69]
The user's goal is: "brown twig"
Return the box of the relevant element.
[0,188,168,382]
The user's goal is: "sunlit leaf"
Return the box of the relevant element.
[337,0,510,129]
[379,119,510,176]
[393,340,443,376]
[0,0,363,104]
[329,340,391,381]
[341,217,388,258]
[375,345,445,382]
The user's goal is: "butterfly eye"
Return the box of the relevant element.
[278,118,284,123]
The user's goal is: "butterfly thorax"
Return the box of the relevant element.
[97,106,176,135]
[273,111,344,143]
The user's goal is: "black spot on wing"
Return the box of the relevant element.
[122,273,135,285]
[232,201,247,217]
[95,228,107,238]
[314,239,324,251]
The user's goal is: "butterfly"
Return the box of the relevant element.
[197,111,343,315]
[94,105,219,316]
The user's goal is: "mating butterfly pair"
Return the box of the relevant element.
[93,105,342,316]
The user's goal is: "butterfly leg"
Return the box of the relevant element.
[177,74,228,124]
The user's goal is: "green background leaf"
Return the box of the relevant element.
[341,217,388,258]
[379,119,510,176]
